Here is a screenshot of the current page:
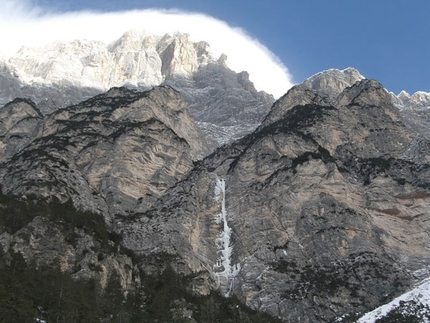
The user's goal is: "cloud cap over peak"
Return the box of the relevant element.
[0,1,293,97]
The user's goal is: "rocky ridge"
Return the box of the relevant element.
[298,67,430,141]
[394,90,430,110]
[0,31,214,114]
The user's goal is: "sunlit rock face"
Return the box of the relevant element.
[1,31,210,113]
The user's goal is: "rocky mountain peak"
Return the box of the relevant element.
[386,87,430,143]
[261,77,400,131]
[302,67,365,102]
[260,68,366,129]
[393,89,430,110]
[0,31,274,150]
[301,67,430,114]
[157,33,210,79]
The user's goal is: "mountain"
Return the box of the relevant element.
[0,31,274,151]
[296,67,430,141]
[2,32,430,322]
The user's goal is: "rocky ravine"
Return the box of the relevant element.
[1,71,430,322]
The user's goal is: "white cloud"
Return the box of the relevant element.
[0,0,294,97]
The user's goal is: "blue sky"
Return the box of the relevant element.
[3,0,430,95]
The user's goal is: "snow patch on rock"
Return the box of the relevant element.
[357,276,430,322]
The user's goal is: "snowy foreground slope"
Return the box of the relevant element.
[356,277,430,322]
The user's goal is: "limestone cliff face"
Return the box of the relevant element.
[115,79,430,322]
[1,32,210,113]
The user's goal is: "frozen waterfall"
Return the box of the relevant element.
[213,178,241,297]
